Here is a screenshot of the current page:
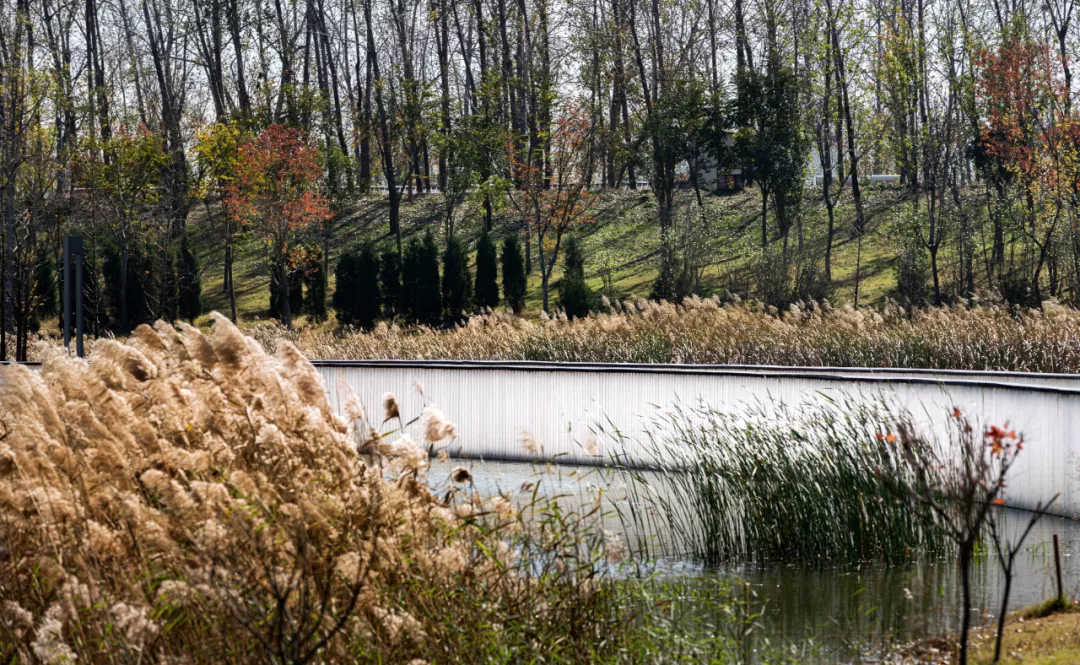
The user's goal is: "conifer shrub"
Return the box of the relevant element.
[102,242,151,331]
[474,230,499,310]
[501,234,527,314]
[302,246,328,323]
[557,235,597,319]
[332,242,384,328]
[379,248,403,320]
[402,237,420,323]
[442,234,472,322]
[28,250,57,334]
[34,251,57,320]
[334,244,381,329]
[414,230,442,326]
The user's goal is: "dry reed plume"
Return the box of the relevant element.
[255,298,1080,371]
[0,314,626,664]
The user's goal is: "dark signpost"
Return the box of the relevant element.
[63,235,84,357]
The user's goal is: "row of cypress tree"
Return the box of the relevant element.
[334,229,574,329]
[39,228,597,333]
[34,233,203,334]
[40,228,596,333]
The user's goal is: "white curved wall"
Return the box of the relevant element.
[317,361,1080,518]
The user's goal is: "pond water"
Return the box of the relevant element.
[427,458,1080,663]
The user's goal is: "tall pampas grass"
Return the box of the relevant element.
[253,298,1080,372]
[0,314,629,664]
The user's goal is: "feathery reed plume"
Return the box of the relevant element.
[0,314,628,663]
[383,393,401,422]
[421,407,457,444]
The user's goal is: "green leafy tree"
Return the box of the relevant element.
[442,234,472,322]
[193,121,246,322]
[732,57,810,248]
[448,104,508,233]
[79,128,168,331]
[501,235,527,314]
[558,235,597,319]
[637,79,716,300]
[474,230,499,310]
[176,234,202,323]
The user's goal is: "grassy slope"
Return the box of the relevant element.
[901,602,1080,664]
[189,183,970,329]
[967,606,1080,665]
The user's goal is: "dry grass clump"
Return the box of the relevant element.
[0,314,628,664]
[264,298,1080,371]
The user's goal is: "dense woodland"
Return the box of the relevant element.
[0,0,1078,360]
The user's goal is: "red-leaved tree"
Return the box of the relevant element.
[225,125,331,328]
[976,30,1080,303]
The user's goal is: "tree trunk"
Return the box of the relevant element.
[118,0,150,126]
[361,45,372,188]
[734,0,753,73]
[227,0,252,118]
[853,229,863,308]
[825,202,835,282]
[192,0,228,119]
[540,247,549,312]
[363,0,402,259]
[760,187,769,248]
[436,0,451,192]
[930,243,941,304]
[142,0,189,232]
[280,259,292,329]
[86,0,112,160]
[525,225,532,274]
[828,0,864,233]
[314,0,352,188]
[960,543,973,665]
[120,233,129,330]
[994,559,1014,662]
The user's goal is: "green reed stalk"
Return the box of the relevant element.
[611,396,950,566]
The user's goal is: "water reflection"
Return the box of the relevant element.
[428,458,1080,661]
